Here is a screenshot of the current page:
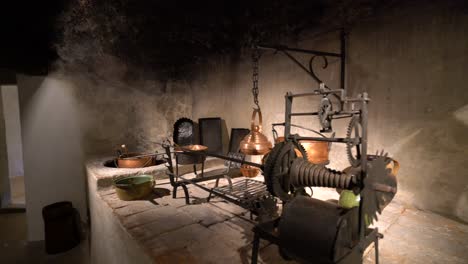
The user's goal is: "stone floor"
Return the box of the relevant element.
[0,212,27,240]
[0,176,27,242]
[0,239,89,264]
[364,209,468,264]
[0,175,89,264]
[2,173,467,263]
[98,176,468,264]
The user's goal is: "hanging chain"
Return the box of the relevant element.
[252,47,260,110]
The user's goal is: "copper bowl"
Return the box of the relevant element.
[180,144,208,152]
[274,136,285,144]
[240,165,260,178]
[117,153,155,168]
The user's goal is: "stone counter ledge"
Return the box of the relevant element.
[85,156,232,264]
[86,156,224,190]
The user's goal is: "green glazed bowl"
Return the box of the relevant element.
[114,174,155,201]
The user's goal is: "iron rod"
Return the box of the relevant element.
[285,93,293,138]
[282,50,318,82]
[274,122,329,139]
[335,111,361,115]
[359,93,369,240]
[271,122,285,126]
[331,114,354,120]
[203,152,263,169]
[340,29,346,90]
[118,152,166,160]
[290,112,318,116]
[257,44,341,57]
[287,92,320,98]
[375,228,380,264]
[289,111,358,117]
[343,97,370,102]
[287,135,357,143]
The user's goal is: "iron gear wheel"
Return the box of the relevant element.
[263,140,306,201]
[263,142,285,195]
[361,151,397,225]
[294,139,308,160]
[318,97,333,132]
[346,115,362,167]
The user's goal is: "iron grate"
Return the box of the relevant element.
[213,179,268,205]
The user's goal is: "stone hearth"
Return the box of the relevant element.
[86,157,468,264]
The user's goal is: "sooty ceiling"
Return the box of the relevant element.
[0,0,402,77]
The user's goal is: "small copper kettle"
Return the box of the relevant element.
[240,109,272,155]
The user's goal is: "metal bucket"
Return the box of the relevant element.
[42,201,81,254]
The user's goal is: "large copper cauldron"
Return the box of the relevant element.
[274,137,329,165]
[117,153,156,168]
[299,140,329,164]
[240,109,272,155]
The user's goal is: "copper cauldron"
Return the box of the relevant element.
[299,140,329,165]
[274,137,329,165]
[240,109,272,155]
[117,153,156,168]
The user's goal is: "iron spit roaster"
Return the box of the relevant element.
[245,29,399,263]
[251,86,397,263]
[158,29,398,263]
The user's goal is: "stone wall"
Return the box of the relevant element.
[192,2,468,222]
[70,75,192,155]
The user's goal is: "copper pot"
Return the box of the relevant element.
[274,136,285,144]
[180,144,208,152]
[299,140,329,165]
[274,137,330,164]
[117,153,155,168]
[240,165,260,178]
[240,108,272,155]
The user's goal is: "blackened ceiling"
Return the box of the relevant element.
[56,0,329,79]
[0,1,65,75]
[0,0,406,77]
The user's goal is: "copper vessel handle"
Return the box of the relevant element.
[251,108,263,132]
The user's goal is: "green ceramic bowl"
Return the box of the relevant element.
[114,174,155,201]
